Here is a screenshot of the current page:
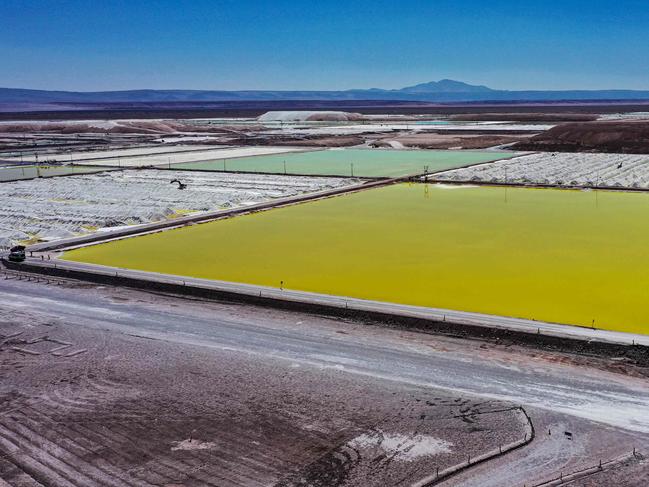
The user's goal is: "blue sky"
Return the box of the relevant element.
[1,0,648,91]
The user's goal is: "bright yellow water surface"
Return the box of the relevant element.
[64,184,649,334]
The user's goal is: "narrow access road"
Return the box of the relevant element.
[20,257,649,347]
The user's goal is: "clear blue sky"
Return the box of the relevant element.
[1,0,648,91]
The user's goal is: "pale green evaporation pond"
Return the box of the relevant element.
[171,148,518,178]
[63,183,649,335]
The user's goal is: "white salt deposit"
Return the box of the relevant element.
[415,123,555,132]
[348,430,452,461]
[258,111,363,122]
[171,439,217,451]
[435,152,649,188]
[598,112,649,121]
[263,122,554,137]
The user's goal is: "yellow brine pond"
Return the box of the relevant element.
[63,183,649,335]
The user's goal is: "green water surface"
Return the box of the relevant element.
[171,148,517,178]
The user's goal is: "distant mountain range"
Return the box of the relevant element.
[2,79,649,105]
[399,79,494,93]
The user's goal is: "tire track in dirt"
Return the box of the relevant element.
[1,380,353,487]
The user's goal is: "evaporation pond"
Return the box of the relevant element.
[171,148,517,177]
[63,183,649,334]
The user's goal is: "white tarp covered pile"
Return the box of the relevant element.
[436,152,649,188]
[0,169,358,247]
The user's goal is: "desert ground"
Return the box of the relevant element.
[513,120,649,153]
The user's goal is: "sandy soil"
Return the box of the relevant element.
[446,409,645,487]
[566,455,649,486]
[0,170,357,247]
[435,152,649,188]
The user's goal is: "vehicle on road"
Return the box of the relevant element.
[8,245,26,262]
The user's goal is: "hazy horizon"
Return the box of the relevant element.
[5,79,649,94]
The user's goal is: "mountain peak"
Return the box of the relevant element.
[399,79,494,93]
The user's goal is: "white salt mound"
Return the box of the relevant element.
[171,439,216,451]
[348,430,452,461]
[257,111,364,122]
